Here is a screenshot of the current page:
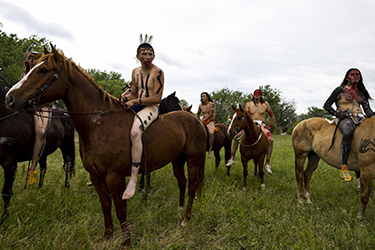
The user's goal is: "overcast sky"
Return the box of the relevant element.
[1,0,375,115]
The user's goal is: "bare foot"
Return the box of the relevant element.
[208,151,212,158]
[86,182,93,186]
[122,181,137,199]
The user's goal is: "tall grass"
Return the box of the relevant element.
[1,135,375,249]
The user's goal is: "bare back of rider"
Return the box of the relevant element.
[120,44,164,200]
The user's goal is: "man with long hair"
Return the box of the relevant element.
[226,89,275,174]
[197,92,216,158]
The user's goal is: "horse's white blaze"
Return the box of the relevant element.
[227,112,237,134]
[6,62,44,96]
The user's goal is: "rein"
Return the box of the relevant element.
[0,112,19,121]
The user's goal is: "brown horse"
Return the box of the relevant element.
[184,105,232,169]
[292,117,375,221]
[227,105,268,189]
[5,45,206,246]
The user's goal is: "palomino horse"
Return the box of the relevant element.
[0,85,75,226]
[227,105,268,189]
[292,117,375,221]
[184,105,232,169]
[5,45,206,246]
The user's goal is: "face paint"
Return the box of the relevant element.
[254,90,262,97]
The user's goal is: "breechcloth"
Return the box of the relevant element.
[254,120,272,138]
[131,104,159,163]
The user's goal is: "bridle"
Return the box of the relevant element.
[28,61,65,105]
[232,112,263,147]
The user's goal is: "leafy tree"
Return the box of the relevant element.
[0,25,49,90]
[210,87,250,124]
[87,69,128,98]
[179,99,189,109]
[298,106,333,121]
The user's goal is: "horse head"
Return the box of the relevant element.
[227,104,247,139]
[6,44,67,112]
[159,91,182,114]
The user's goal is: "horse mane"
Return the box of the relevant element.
[39,51,121,111]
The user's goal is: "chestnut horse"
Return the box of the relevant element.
[227,105,268,189]
[184,105,232,169]
[5,45,206,246]
[292,117,375,221]
[0,85,75,226]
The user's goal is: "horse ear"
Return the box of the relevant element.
[43,46,50,54]
[172,91,176,96]
[239,104,244,111]
[231,104,236,110]
[188,105,192,112]
[50,43,62,61]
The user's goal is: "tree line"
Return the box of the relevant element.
[0,25,332,134]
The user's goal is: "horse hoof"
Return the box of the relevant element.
[306,199,312,204]
[180,219,188,227]
[261,184,265,190]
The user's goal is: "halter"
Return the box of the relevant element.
[29,61,65,104]
[233,113,263,147]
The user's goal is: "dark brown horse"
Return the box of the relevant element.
[184,105,232,169]
[5,45,206,246]
[0,84,75,226]
[227,105,268,189]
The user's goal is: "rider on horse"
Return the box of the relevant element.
[22,44,54,185]
[226,89,275,174]
[196,92,216,158]
[120,35,164,199]
[324,68,375,182]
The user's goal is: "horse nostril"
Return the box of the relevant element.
[5,95,13,107]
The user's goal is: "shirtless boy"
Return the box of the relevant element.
[121,35,164,199]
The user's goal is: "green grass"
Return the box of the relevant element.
[1,135,375,249]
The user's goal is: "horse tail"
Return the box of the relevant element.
[196,151,205,200]
[63,117,76,178]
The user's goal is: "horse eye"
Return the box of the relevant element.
[39,68,48,74]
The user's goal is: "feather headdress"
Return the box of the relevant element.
[139,34,153,44]
[137,34,154,54]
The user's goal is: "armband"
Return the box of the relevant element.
[267,109,274,117]
[124,96,128,102]
[139,98,142,105]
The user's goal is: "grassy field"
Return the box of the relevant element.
[1,135,375,249]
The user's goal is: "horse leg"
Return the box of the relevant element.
[241,157,248,190]
[38,156,47,188]
[106,173,130,246]
[0,164,17,226]
[303,151,320,204]
[257,156,266,190]
[295,153,307,204]
[357,166,375,222]
[355,171,361,189]
[181,154,202,227]
[89,173,116,241]
[214,148,221,169]
[172,154,187,219]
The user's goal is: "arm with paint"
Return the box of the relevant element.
[323,86,349,120]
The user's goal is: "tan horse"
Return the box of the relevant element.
[227,105,268,189]
[5,45,207,247]
[292,117,375,221]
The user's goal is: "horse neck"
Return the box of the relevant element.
[243,111,260,140]
[62,67,131,136]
